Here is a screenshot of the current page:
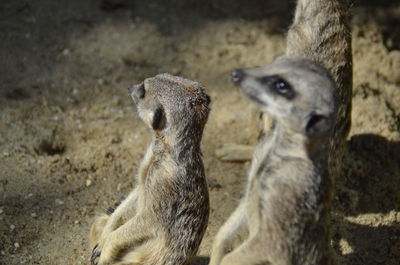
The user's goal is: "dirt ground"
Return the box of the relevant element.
[0,0,399,264]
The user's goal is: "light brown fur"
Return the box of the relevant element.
[210,58,339,265]
[286,0,352,183]
[90,73,210,265]
[209,0,352,264]
[217,0,352,166]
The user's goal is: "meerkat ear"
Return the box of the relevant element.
[151,107,166,130]
[305,113,332,137]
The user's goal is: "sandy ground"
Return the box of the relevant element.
[0,0,400,264]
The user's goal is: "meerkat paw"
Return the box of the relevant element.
[90,239,114,265]
[215,143,254,162]
[90,243,102,265]
[90,234,126,265]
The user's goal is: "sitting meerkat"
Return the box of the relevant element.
[209,58,339,265]
[90,73,211,265]
[209,0,351,264]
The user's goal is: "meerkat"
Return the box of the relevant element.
[209,57,338,265]
[286,0,352,183]
[90,73,210,265]
[209,0,352,264]
[217,0,352,164]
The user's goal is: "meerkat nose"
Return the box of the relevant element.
[231,69,244,84]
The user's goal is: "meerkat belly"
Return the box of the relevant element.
[245,177,268,237]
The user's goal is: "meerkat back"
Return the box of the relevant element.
[218,0,352,164]
[285,0,352,178]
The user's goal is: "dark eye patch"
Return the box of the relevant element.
[259,75,296,100]
[152,108,165,130]
[138,83,145,99]
[305,114,331,137]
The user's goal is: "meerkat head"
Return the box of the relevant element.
[128,73,210,140]
[232,57,338,138]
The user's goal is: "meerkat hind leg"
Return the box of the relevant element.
[219,236,270,265]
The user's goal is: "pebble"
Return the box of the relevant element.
[86,179,92,187]
[31,212,37,217]
[55,199,64,205]
[10,224,15,230]
[62,49,70,56]
[14,242,20,248]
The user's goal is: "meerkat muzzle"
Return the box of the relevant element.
[231,69,244,85]
[129,83,145,103]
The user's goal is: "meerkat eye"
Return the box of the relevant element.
[274,79,291,95]
[259,75,295,99]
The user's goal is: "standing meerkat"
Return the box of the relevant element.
[209,0,352,264]
[90,73,211,265]
[217,0,352,166]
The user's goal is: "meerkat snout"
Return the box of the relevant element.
[231,69,244,84]
[129,82,145,104]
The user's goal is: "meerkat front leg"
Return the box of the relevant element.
[90,215,110,246]
[219,236,270,265]
[209,201,247,265]
[90,188,139,246]
[90,146,152,248]
[91,215,152,265]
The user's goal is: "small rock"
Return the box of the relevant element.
[31,212,37,217]
[55,199,64,205]
[110,135,122,144]
[86,179,92,187]
[10,224,15,230]
[14,242,20,248]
